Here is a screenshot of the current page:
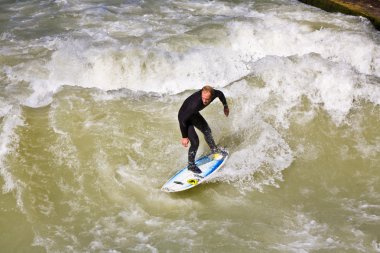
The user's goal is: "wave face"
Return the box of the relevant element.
[1,0,380,252]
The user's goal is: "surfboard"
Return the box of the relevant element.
[161,150,228,192]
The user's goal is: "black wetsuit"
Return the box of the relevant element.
[178,89,228,166]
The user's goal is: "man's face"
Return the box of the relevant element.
[201,91,212,105]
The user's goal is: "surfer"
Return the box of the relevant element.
[178,85,229,174]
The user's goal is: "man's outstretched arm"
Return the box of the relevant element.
[215,89,229,117]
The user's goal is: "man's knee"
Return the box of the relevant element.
[189,131,200,149]
[190,138,199,149]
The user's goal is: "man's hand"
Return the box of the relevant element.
[181,138,189,147]
[224,107,229,117]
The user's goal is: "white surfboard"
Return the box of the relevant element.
[161,151,228,192]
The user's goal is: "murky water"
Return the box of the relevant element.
[1,0,379,252]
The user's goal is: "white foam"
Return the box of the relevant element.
[0,106,27,215]
[48,101,81,171]
[0,106,24,193]
[343,199,380,223]
[226,8,380,76]
[373,241,380,252]
[38,38,247,94]
[248,54,362,126]
[3,40,216,101]
[357,76,380,105]
[354,134,380,159]
[32,235,55,252]
[0,102,12,118]
[88,241,105,252]
[3,0,379,110]
[131,243,158,253]
[274,211,341,252]
[215,113,293,192]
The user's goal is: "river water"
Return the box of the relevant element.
[1,0,380,252]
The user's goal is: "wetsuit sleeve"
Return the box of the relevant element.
[214,89,228,108]
[178,114,190,138]
[178,102,196,139]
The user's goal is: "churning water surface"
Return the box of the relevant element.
[0,0,380,252]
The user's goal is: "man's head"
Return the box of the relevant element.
[201,85,214,105]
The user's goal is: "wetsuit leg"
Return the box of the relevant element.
[191,113,217,151]
[187,125,199,165]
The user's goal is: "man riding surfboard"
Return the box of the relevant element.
[178,85,229,173]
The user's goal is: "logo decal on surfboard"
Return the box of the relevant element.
[187,179,199,185]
